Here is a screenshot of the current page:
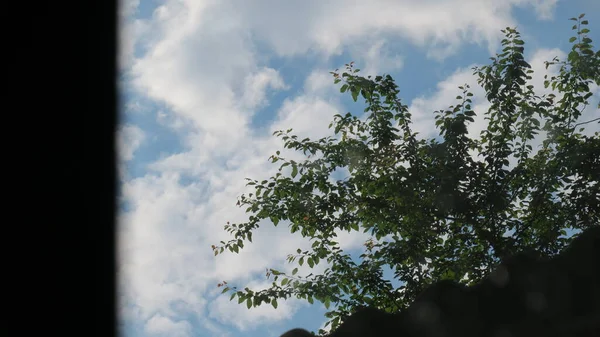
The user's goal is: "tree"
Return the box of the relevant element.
[212,14,600,335]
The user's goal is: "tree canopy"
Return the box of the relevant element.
[212,14,599,335]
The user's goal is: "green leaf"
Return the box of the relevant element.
[271,299,278,309]
[247,298,252,309]
[340,84,349,93]
[569,37,577,43]
[291,165,298,178]
[271,216,280,226]
[351,89,359,102]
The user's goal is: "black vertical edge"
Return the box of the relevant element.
[88,0,118,336]
[8,0,118,334]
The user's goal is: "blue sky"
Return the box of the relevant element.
[117,1,600,337]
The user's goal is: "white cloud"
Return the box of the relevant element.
[359,39,405,77]
[119,19,150,71]
[241,67,289,109]
[156,109,189,131]
[145,314,192,337]
[117,124,146,161]
[234,0,559,58]
[119,0,140,18]
[125,0,561,153]
[277,97,338,138]
[118,0,148,70]
[528,0,559,19]
[117,165,332,331]
[304,70,338,96]
[123,100,146,114]
[120,0,564,191]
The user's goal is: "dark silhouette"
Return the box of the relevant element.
[555,226,600,317]
[278,226,600,337]
[279,308,404,337]
[280,328,314,337]
[327,307,403,337]
[473,249,569,335]
[404,279,481,337]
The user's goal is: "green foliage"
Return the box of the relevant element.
[212,14,600,334]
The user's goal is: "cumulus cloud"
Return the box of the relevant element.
[118,163,337,332]
[127,0,561,151]
[235,0,559,58]
[118,173,208,321]
[358,39,405,77]
[528,0,559,19]
[272,96,342,141]
[145,314,192,337]
[156,109,189,131]
[123,0,563,190]
[241,67,289,109]
[118,124,146,162]
[119,0,140,18]
[118,0,148,70]
[304,70,338,97]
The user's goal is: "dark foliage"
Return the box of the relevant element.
[280,226,599,337]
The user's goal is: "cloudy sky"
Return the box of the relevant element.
[117,1,599,336]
